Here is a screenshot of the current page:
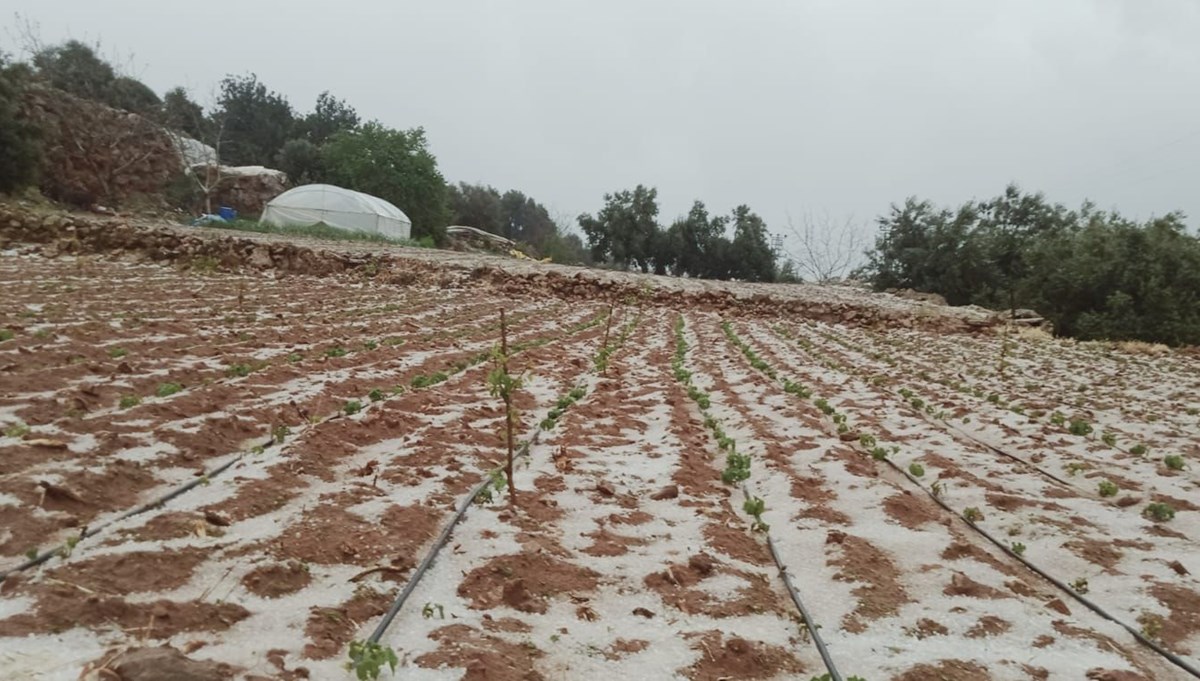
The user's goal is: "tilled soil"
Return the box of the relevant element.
[0,246,1197,680]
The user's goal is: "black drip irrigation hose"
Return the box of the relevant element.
[0,313,608,583]
[881,456,1200,679]
[367,431,542,643]
[0,438,264,582]
[739,485,843,681]
[919,407,1078,489]
[368,310,640,645]
[737,322,1200,678]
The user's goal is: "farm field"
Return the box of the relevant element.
[0,246,1198,681]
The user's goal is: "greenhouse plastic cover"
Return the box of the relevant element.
[260,184,412,240]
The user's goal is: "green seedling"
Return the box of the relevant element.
[118,395,141,410]
[421,602,445,619]
[743,496,769,532]
[1139,613,1164,641]
[908,462,925,477]
[347,640,398,680]
[368,389,384,402]
[0,329,13,342]
[722,450,751,484]
[1071,577,1089,594]
[156,383,182,398]
[963,507,984,523]
[363,340,378,350]
[325,346,348,358]
[24,547,38,560]
[1101,432,1117,447]
[59,535,80,559]
[814,398,835,416]
[107,347,127,358]
[870,447,888,461]
[344,400,363,415]
[1098,480,1119,497]
[226,363,252,377]
[1065,462,1086,476]
[859,434,877,449]
[1163,455,1185,471]
[1144,503,1175,522]
[1130,444,1148,457]
[1011,542,1026,556]
[3,422,30,438]
[1068,419,1093,436]
[272,424,290,444]
[286,353,303,363]
[1050,412,1066,426]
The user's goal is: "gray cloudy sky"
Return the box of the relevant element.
[8,0,1200,241]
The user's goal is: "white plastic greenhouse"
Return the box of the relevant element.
[260,184,412,240]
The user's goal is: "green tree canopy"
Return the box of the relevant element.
[729,204,777,282]
[0,54,41,193]
[578,185,661,272]
[321,122,449,241]
[296,91,359,146]
[162,87,206,138]
[31,40,160,115]
[864,186,1200,345]
[214,73,295,166]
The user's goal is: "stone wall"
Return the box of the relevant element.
[0,203,1000,336]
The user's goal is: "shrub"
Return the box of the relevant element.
[118,395,140,409]
[908,462,925,477]
[1163,454,1185,471]
[155,382,183,397]
[344,400,362,415]
[1130,444,1148,457]
[1068,419,1093,436]
[1098,480,1118,497]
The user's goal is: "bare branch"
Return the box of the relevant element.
[783,210,868,283]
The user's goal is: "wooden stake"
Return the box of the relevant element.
[600,301,615,376]
[501,310,516,503]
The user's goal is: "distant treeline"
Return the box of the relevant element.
[862,185,1200,346]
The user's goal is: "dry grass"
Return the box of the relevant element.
[1115,340,1170,356]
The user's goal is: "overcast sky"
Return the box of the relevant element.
[7,0,1200,243]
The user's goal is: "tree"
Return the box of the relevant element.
[213,73,295,166]
[162,87,206,138]
[578,185,661,272]
[668,200,726,278]
[30,40,159,116]
[322,122,450,241]
[275,138,323,185]
[31,40,115,102]
[0,54,40,193]
[786,211,867,283]
[448,183,505,234]
[109,76,160,116]
[297,91,359,145]
[500,190,556,245]
[728,205,777,282]
[863,187,1200,346]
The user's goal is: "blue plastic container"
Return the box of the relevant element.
[218,206,237,221]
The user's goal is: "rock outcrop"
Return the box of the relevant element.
[20,86,182,208]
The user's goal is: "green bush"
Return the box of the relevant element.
[0,55,41,194]
[863,185,1200,346]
